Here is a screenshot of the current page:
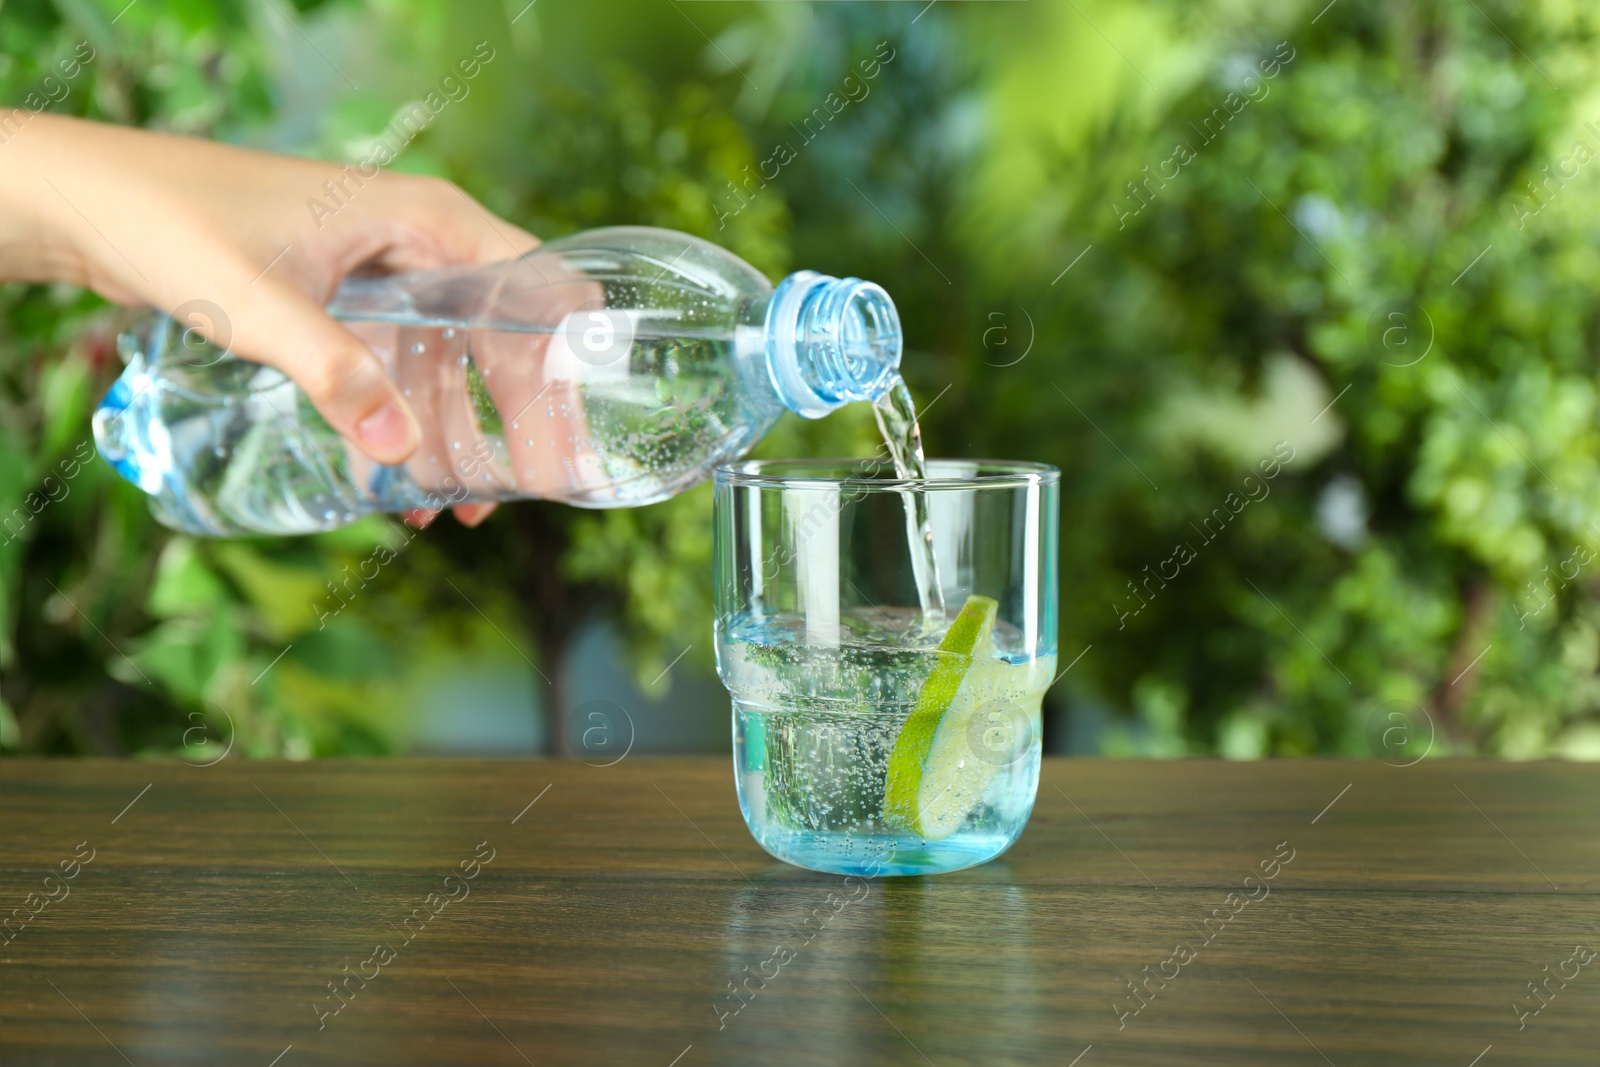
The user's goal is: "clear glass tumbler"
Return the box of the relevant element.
[713,459,1059,876]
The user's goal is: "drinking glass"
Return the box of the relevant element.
[713,459,1059,876]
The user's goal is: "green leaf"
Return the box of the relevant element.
[146,538,233,619]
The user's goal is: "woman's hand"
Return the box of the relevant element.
[0,115,538,526]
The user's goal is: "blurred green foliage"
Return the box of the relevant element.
[4,0,1600,760]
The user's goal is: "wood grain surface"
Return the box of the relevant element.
[2,757,1597,1066]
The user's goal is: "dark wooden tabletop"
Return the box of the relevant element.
[2,758,1597,1066]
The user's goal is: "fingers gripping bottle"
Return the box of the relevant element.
[92,227,903,536]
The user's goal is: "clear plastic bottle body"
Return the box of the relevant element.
[93,227,901,537]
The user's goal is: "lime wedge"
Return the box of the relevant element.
[884,595,1003,840]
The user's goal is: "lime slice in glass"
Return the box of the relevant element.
[884,595,1004,840]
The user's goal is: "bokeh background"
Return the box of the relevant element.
[6,0,1600,761]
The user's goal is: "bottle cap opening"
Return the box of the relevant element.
[764,271,903,419]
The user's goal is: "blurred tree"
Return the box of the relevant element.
[954,0,1600,757]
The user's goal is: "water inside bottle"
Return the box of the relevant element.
[340,319,761,512]
[115,318,773,536]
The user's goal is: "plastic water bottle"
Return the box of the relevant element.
[92,226,903,536]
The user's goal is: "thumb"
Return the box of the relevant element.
[227,280,421,465]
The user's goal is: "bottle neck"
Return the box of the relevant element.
[762,271,902,419]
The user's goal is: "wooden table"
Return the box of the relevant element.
[2,758,1597,1066]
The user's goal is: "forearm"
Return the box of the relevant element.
[0,114,260,305]
[0,113,93,289]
